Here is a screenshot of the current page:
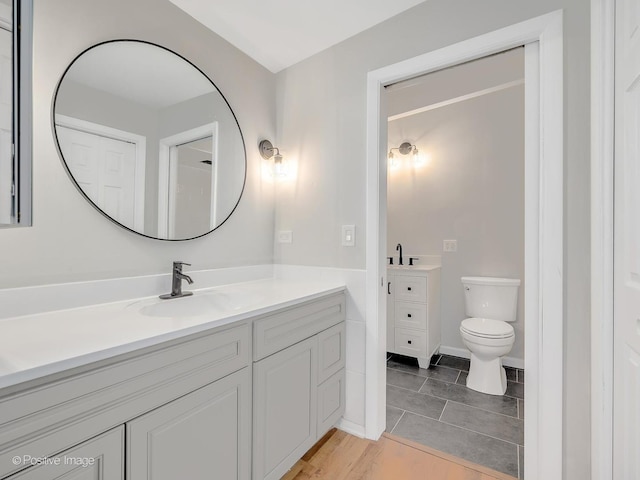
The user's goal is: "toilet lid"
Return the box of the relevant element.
[461,318,514,339]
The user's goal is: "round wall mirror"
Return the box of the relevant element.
[53,40,246,240]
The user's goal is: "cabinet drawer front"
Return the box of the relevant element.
[394,303,427,330]
[394,328,427,357]
[317,323,346,384]
[8,426,124,480]
[0,323,249,478]
[394,276,427,302]
[317,369,345,438]
[253,292,345,361]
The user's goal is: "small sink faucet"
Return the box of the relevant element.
[396,243,403,265]
[160,261,194,299]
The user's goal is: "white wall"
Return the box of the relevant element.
[387,85,525,361]
[274,1,590,478]
[0,0,277,288]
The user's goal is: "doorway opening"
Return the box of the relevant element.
[158,122,219,238]
[384,47,525,478]
[365,11,563,480]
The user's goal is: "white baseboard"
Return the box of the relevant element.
[336,418,366,438]
[438,345,525,370]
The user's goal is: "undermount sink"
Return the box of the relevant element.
[133,288,267,318]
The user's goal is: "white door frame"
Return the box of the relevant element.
[158,122,218,238]
[54,114,147,231]
[365,11,564,480]
[590,0,615,479]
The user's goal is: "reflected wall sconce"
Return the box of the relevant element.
[259,139,288,178]
[388,142,420,168]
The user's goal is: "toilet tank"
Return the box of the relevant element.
[461,276,521,322]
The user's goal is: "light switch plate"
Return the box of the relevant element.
[277,230,293,244]
[342,225,356,247]
[443,239,457,252]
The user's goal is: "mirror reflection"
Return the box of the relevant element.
[0,0,32,228]
[0,0,12,224]
[53,40,246,240]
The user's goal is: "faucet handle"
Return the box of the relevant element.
[409,257,419,266]
[173,261,191,269]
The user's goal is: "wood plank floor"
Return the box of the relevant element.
[282,429,518,480]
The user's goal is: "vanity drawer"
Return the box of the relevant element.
[394,328,427,358]
[395,302,427,330]
[317,323,346,384]
[0,323,250,478]
[253,292,346,361]
[394,276,427,302]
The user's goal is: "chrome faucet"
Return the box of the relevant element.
[396,243,403,265]
[160,261,194,299]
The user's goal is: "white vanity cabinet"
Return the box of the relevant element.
[252,293,346,480]
[387,267,441,368]
[0,289,346,480]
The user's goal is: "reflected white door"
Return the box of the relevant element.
[57,126,137,229]
[0,27,12,224]
[614,0,640,477]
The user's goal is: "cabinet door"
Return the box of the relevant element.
[253,336,317,480]
[127,368,250,480]
[317,369,346,437]
[387,273,395,351]
[8,427,123,480]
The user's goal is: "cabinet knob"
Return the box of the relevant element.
[407,287,412,291]
[407,314,412,318]
[407,340,412,345]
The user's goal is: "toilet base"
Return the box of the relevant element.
[465,353,507,395]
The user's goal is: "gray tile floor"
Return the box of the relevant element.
[386,353,525,479]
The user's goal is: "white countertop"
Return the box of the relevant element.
[387,265,441,272]
[0,278,345,391]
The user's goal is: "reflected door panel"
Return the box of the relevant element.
[57,126,137,230]
[0,27,11,224]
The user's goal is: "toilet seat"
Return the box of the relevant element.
[460,317,514,339]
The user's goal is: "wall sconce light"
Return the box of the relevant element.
[259,139,288,178]
[388,141,420,168]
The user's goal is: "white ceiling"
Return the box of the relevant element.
[168,0,428,73]
[66,42,214,109]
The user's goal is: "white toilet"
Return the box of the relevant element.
[460,276,520,395]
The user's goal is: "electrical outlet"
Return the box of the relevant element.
[277,230,293,244]
[443,239,457,252]
[342,225,356,246]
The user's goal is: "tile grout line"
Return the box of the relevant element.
[436,417,524,448]
[389,382,521,419]
[390,409,405,435]
[395,407,524,448]
[438,400,448,421]
[517,444,521,479]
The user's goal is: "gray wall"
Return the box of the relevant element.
[0,0,276,287]
[388,86,525,361]
[274,1,590,477]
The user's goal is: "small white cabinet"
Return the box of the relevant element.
[387,267,441,368]
[127,368,251,480]
[7,427,124,480]
[252,293,346,480]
